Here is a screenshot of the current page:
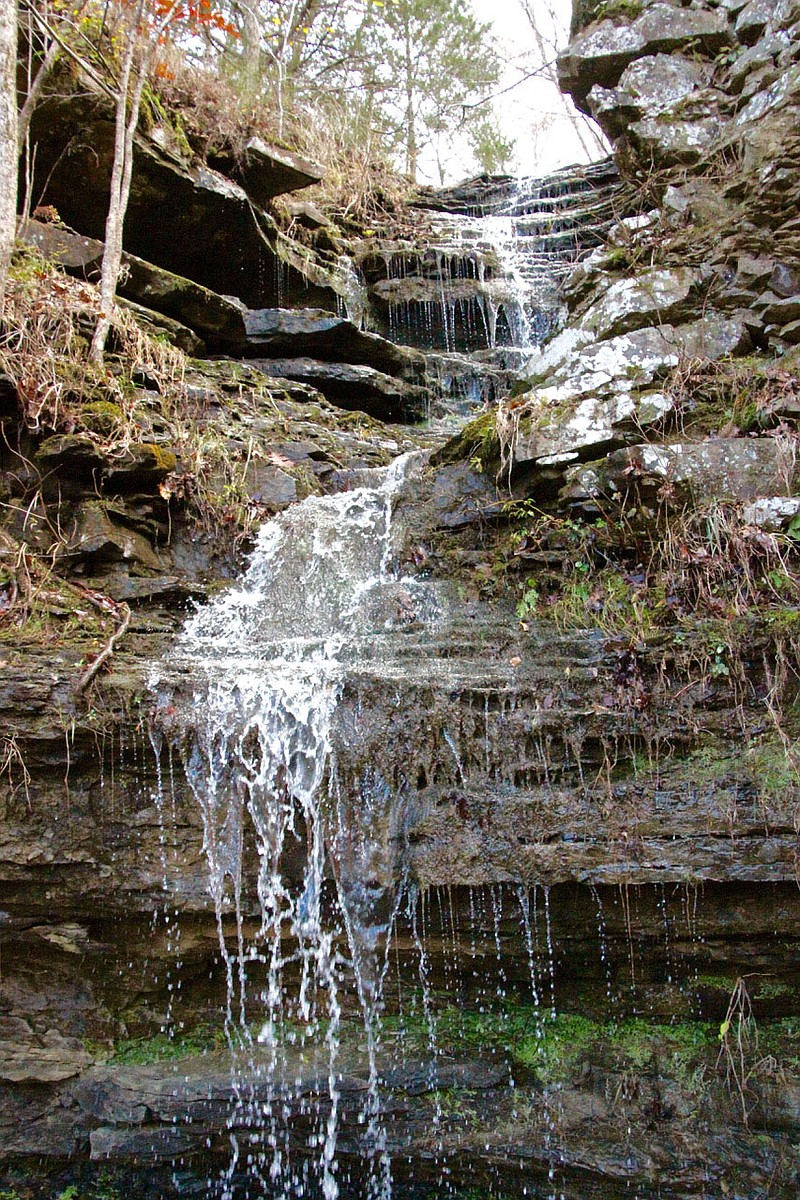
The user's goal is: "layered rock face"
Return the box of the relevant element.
[499,0,800,487]
[26,88,327,309]
[2,3,800,1198]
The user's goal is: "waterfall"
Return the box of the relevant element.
[416,167,621,356]
[147,172,594,1188]
[154,453,440,1198]
[355,159,624,419]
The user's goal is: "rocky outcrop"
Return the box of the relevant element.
[482,0,800,493]
[19,224,439,419]
[0,356,422,603]
[246,357,429,421]
[558,3,734,111]
[21,219,248,352]
[207,137,323,207]
[242,307,427,379]
[25,84,340,310]
[3,1007,799,1194]
[1,583,798,1194]
[3,4,800,1196]
[562,438,800,510]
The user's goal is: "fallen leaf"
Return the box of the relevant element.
[266,450,296,470]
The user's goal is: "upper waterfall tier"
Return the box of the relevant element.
[354,158,628,358]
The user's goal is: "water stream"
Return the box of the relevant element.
[150,163,589,1194]
[144,160,679,1199]
[155,453,446,1198]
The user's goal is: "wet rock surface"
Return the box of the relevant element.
[3,2,800,1196]
[246,357,429,421]
[25,85,339,311]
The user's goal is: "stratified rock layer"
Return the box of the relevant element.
[3,2,800,1196]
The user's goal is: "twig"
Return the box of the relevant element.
[76,602,131,693]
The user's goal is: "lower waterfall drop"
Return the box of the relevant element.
[154,452,440,1200]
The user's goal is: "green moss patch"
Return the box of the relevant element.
[431,411,500,470]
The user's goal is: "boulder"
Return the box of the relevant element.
[558,5,733,112]
[769,262,800,296]
[775,318,800,345]
[20,220,247,351]
[101,443,178,492]
[628,116,719,167]
[739,62,782,100]
[588,54,713,138]
[34,434,108,477]
[512,313,752,471]
[675,312,753,359]
[243,308,426,378]
[755,291,800,324]
[512,386,675,467]
[735,61,800,125]
[577,267,704,340]
[393,460,503,533]
[733,0,800,44]
[247,358,429,422]
[562,440,798,508]
[282,197,334,229]
[727,35,787,94]
[743,496,800,528]
[736,0,772,44]
[242,461,298,509]
[208,137,323,207]
[525,326,597,386]
[30,437,180,511]
[528,315,751,403]
[60,502,164,570]
[0,1031,93,1084]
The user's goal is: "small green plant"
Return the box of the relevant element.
[93,1171,122,1200]
[515,579,539,619]
[591,0,644,22]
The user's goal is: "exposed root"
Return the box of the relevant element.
[717,976,758,1127]
[76,601,131,694]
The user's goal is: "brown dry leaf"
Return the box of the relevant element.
[266,450,296,470]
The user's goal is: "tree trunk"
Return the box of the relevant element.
[403,18,417,180]
[90,0,152,364]
[234,0,262,94]
[18,36,60,147]
[0,0,17,308]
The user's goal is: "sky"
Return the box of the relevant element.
[418,0,607,184]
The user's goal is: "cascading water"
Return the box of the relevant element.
[134,159,754,1200]
[154,454,442,1198]
[359,159,624,420]
[368,160,620,358]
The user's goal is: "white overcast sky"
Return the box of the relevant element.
[418,0,606,184]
